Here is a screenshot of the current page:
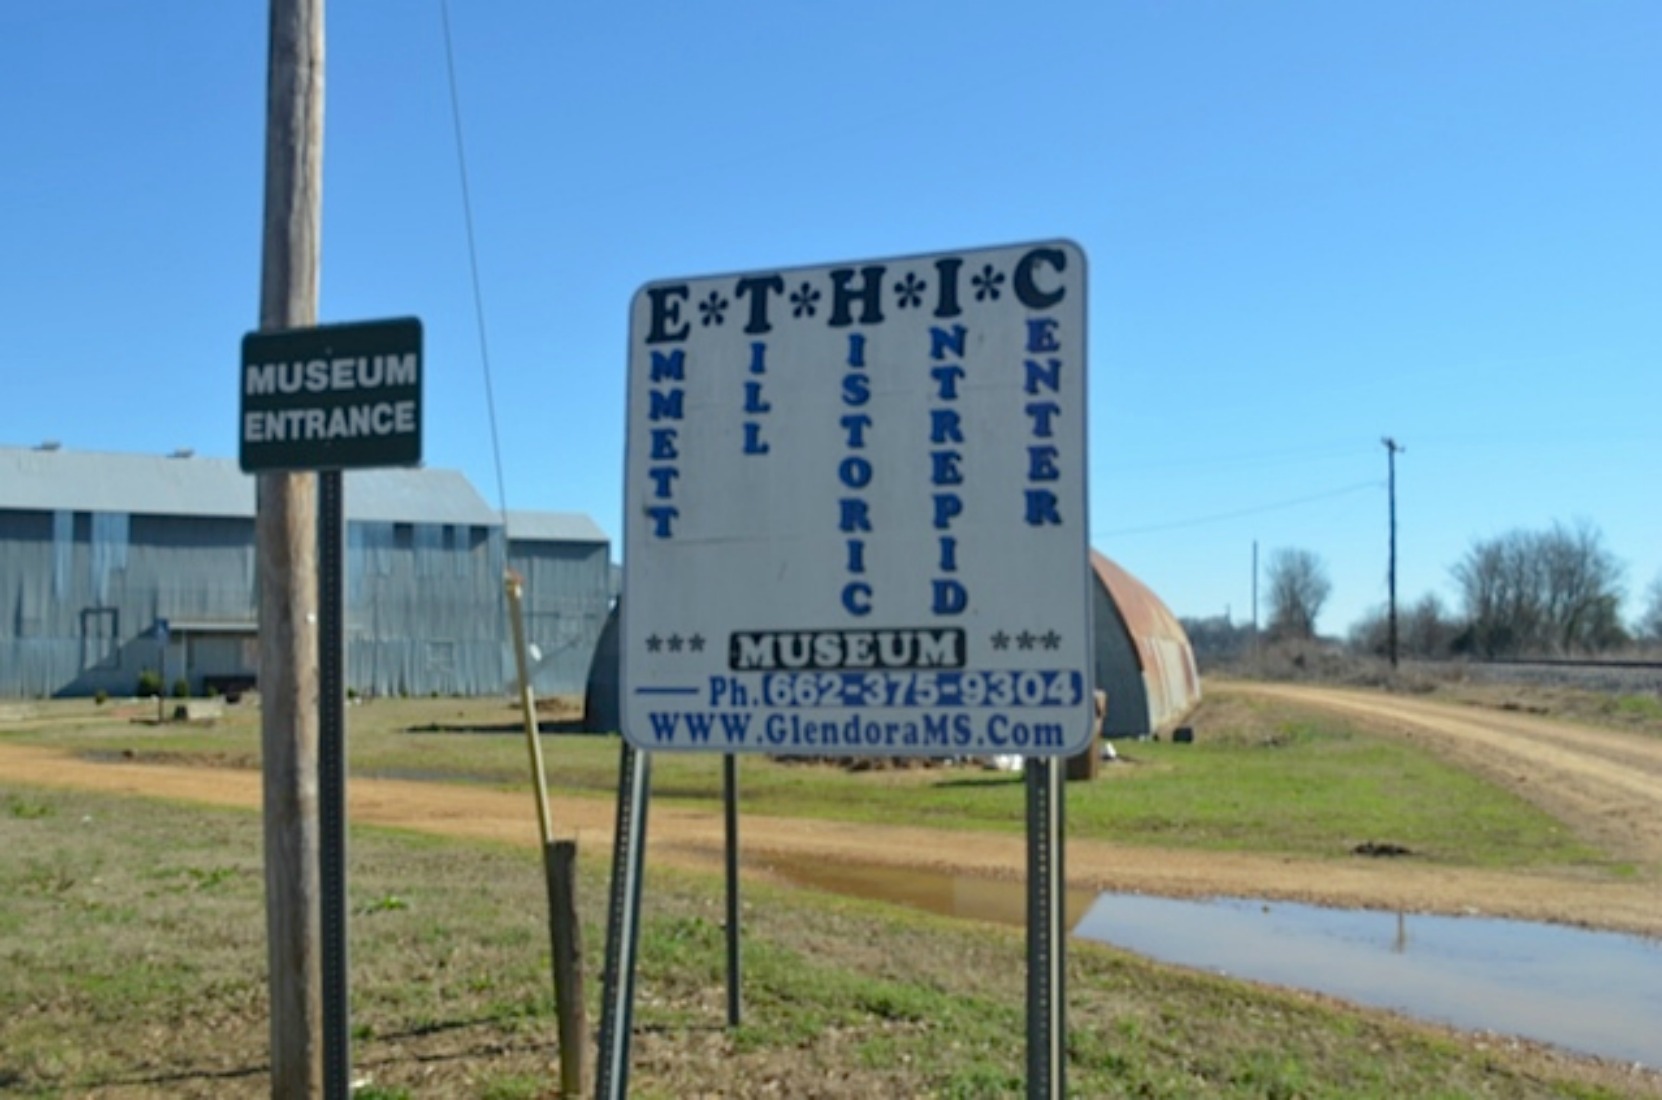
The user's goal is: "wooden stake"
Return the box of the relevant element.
[258,0,325,1094]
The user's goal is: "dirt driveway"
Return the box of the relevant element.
[1229,682,1662,869]
[3,684,1659,938]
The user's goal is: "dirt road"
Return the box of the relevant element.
[1230,682,1662,869]
[3,684,1659,938]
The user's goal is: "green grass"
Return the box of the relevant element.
[4,786,1656,1097]
[0,690,1615,876]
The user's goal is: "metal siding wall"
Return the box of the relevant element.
[346,523,509,696]
[509,540,611,696]
[1,511,258,696]
[5,507,603,698]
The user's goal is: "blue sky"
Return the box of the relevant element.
[3,2,1657,636]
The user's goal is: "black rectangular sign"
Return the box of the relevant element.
[240,317,423,472]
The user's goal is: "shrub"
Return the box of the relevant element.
[171,678,191,698]
[136,670,163,698]
[93,689,109,705]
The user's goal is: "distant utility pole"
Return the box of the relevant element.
[1382,437,1404,669]
[258,0,325,1095]
[1251,540,1259,650]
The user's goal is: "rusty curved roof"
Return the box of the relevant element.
[1091,551,1190,660]
[1091,550,1201,730]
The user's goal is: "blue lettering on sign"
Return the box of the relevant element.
[647,506,679,537]
[840,413,871,447]
[742,342,771,455]
[632,246,1080,622]
[933,493,963,529]
[1025,489,1062,526]
[1025,401,1059,437]
[648,467,679,498]
[650,349,685,380]
[929,324,967,360]
[1024,358,1061,395]
[930,408,963,444]
[839,499,871,532]
[649,390,684,420]
[1027,445,1060,481]
[931,450,963,485]
[929,364,964,400]
[1025,317,1061,353]
[838,331,875,612]
[839,456,873,489]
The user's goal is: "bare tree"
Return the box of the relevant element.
[1266,548,1331,640]
[1453,521,1626,656]
[1637,574,1662,645]
[1349,593,1457,659]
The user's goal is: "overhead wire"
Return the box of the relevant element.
[1099,480,1382,538]
[439,0,511,531]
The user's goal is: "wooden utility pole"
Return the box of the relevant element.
[1382,437,1404,669]
[258,0,325,1095]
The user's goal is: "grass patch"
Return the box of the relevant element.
[2,785,1655,1098]
[0,691,1616,875]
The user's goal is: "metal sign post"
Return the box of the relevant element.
[597,744,652,1100]
[318,469,349,1099]
[241,316,422,1097]
[1026,756,1065,1098]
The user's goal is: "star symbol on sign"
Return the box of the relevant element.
[645,634,663,653]
[894,271,927,308]
[990,630,1011,651]
[667,634,684,653]
[698,291,728,326]
[688,634,706,653]
[1016,631,1037,651]
[1040,631,1062,650]
[972,263,1005,301]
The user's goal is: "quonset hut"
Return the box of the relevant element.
[1089,551,1201,737]
[0,444,611,698]
[583,551,1199,738]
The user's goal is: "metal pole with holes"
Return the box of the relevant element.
[318,470,349,1099]
[1026,756,1065,1098]
[596,745,651,1100]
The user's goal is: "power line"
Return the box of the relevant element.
[1099,480,1382,538]
[440,0,510,529]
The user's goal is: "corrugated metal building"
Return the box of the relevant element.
[1090,551,1201,737]
[582,550,1200,738]
[0,445,610,698]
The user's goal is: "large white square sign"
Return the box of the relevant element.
[622,240,1092,756]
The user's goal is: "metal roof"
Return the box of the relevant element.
[0,446,254,517]
[0,445,590,536]
[506,510,608,544]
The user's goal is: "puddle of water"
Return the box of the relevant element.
[1074,894,1662,1068]
[764,858,1662,1068]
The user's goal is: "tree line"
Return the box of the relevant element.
[1186,522,1662,660]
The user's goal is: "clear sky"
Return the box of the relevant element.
[3,2,1657,636]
